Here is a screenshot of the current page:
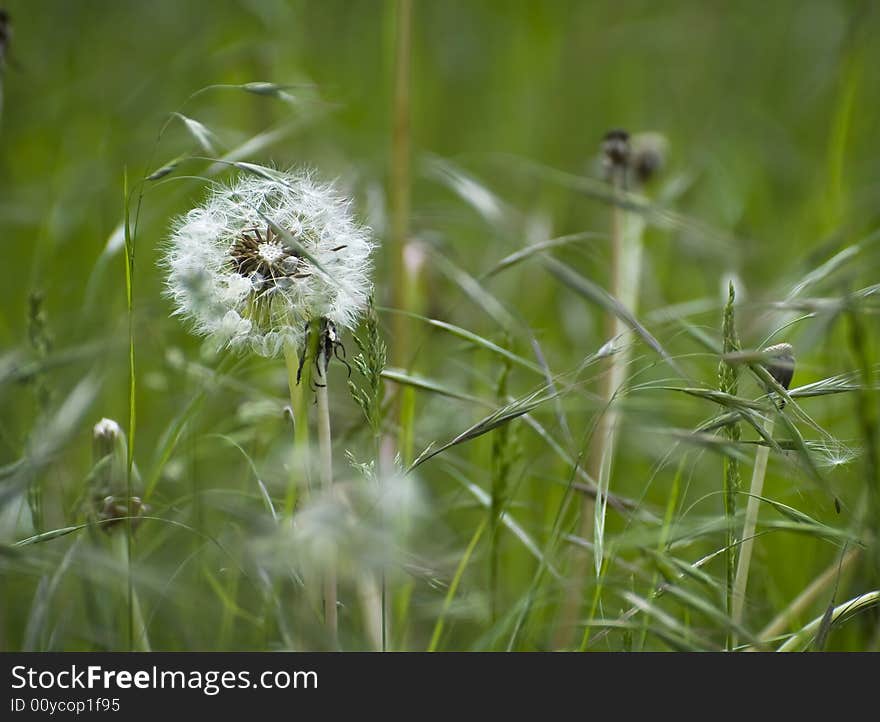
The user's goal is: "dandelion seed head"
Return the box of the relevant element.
[163,169,375,357]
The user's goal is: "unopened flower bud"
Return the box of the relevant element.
[762,343,795,407]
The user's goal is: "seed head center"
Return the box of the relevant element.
[258,241,286,265]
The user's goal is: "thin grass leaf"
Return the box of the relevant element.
[146,155,188,181]
[643,549,719,592]
[578,619,703,652]
[544,256,685,377]
[786,245,861,301]
[381,367,488,406]
[1,375,101,506]
[424,155,511,228]
[171,113,218,154]
[427,515,487,652]
[430,250,518,330]
[777,591,880,652]
[652,386,766,411]
[207,120,322,176]
[523,415,648,516]
[481,231,606,280]
[409,387,560,470]
[812,602,836,651]
[207,434,278,522]
[381,308,545,375]
[447,470,560,579]
[621,590,713,650]
[143,391,204,500]
[656,577,759,646]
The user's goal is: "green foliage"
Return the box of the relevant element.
[347,297,386,439]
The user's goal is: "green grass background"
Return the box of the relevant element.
[1,0,879,650]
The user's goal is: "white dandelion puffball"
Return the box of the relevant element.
[164,169,375,357]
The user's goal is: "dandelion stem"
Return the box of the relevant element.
[284,342,310,512]
[732,415,775,636]
[315,323,338,645]
[718,281,741,650]
[556,143,642,649]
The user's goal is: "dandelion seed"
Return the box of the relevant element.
[163,169,375,357]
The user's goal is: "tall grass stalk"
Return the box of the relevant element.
[349,299,389,649]
[25,292,52,533]
[556,136,644,648]
[122,170,140,652]
[845,304,880,574]
[718,281,741,650]
[386,0,414,648]
[314,323,338,645]
[390,0,414,456]
[489,351,514,624]
[732,415,775,634]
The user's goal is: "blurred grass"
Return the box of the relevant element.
[1,0,880,651]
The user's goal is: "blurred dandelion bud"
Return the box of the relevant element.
[163,168,375,358]
[90,418,147,532]
[762,342,795,407]
[599,129,668,189]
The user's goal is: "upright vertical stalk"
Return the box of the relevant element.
[348,301,389,650]
[315,323,338,645]
[489,353,513,624]
[732,416,775,634]
[386,0,413,649]
[390,0,412,319]
[556,133,643,649]
[391,0,414,458]
[284,342,312,513]
[122,170,140,652]
[845,304,880,575]
[718,282,741,650]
